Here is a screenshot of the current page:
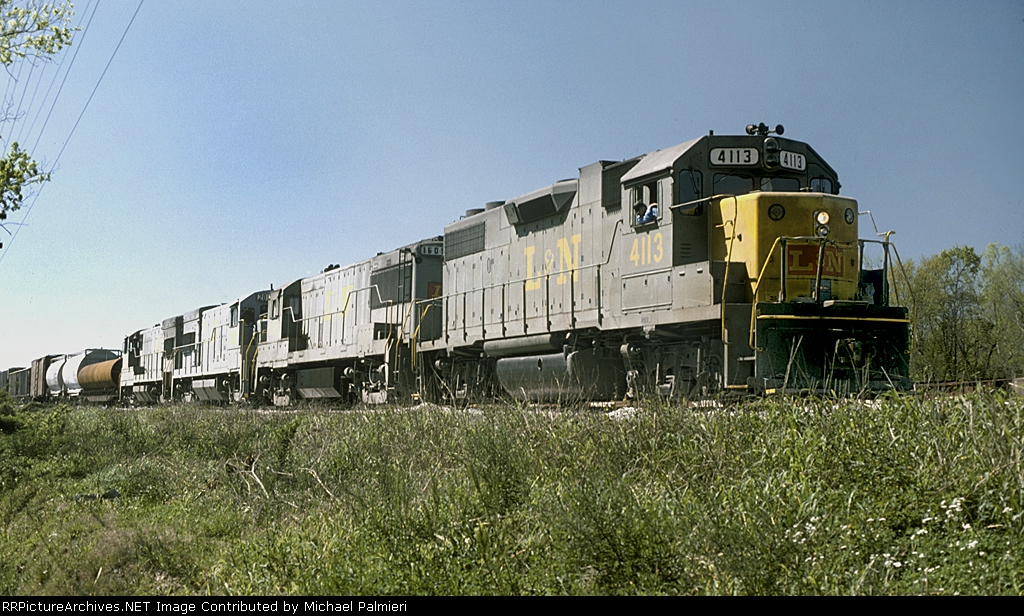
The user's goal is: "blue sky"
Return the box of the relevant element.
[1,0,1022,368]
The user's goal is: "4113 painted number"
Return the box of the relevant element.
[630,232,663,267]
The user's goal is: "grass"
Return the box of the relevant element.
[0,390,1022,594]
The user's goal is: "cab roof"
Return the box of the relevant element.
[620,138,700,184]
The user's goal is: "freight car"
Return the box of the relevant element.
[1,367,28,398]
[44,349,121,401]
[1,349,121,402]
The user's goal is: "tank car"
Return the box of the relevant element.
[1,350,122,402]
[57,349,121,401]
[418,124,911,401]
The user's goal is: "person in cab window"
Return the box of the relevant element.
[633,200,648,225]
[641,203,658,224]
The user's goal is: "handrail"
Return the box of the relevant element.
[268,218,627,355]
[409,301,437,370]
[746,234,905,351]
[748,236,784,349]
[718,195,739,347]
[446,218,624,299]
[889,241,917,353]
[440,218,624,339]
[279,282,393,351]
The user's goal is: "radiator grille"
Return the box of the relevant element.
[444,222,486,260]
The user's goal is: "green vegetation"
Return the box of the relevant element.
[1,390,1022,595]
[0,1,75,220]
[894,244,1024,382]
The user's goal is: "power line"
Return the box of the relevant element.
[10,55,37,143]
[30,0,102,154]
[0,49,29,138]
[0,0,145,266]
[0,0,98,245]
[22,0,99,150]
[2,0,89,144]
[13,59,49,145]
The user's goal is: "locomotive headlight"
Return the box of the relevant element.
[845,208,855,224]
[768,203,785,221]
[815,210,830,225]
[816,224,831,238]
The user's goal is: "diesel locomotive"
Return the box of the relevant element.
[2,125,911,404]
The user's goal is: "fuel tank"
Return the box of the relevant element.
[495,349,626,402]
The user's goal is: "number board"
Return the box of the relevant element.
[419,244,443,256]
[710,148,759,166]
[780,150,806,171]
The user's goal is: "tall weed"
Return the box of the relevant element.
[0,393,1021,594]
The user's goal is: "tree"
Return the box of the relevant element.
[0,1,74,224]
[913,246,987,381]
[893,243,1024,383]
[979,244,1024,378]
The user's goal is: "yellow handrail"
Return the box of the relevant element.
[718,195,739,346]
[748,236,784,350]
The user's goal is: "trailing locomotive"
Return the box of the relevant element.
[3,125,911,404]
[256,241,443,405]
[119,290,270,404]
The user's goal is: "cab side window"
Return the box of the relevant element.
[630,178,664,227]
[677,170,703,216]
[678,170,702,203]
[626,173,675,226]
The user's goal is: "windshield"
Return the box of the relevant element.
[714,173,803,195]
[713,173,754,195]
[760,177,800,192]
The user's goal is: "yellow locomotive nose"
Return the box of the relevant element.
[714,192,860,304]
